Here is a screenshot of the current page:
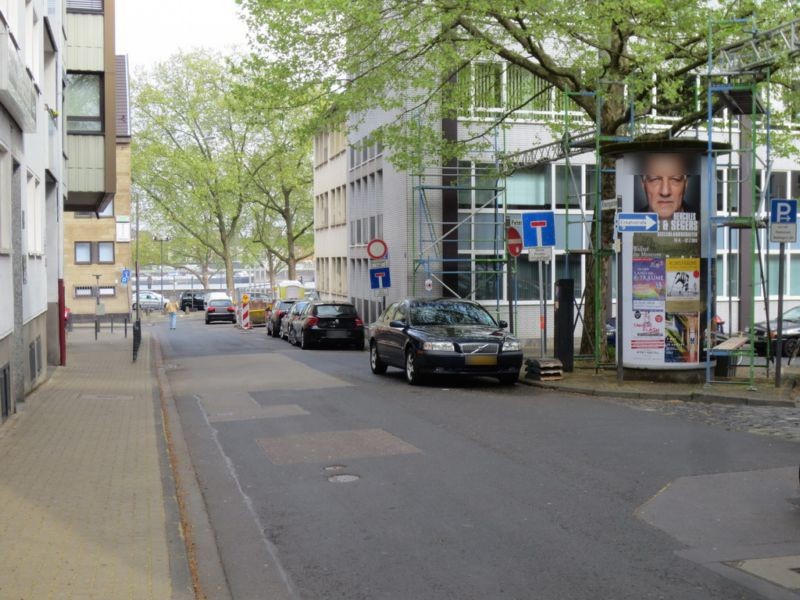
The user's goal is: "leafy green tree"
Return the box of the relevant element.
[133,50,262,295]
[238,0,797,357]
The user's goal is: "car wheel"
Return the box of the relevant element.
[132,303,138,311]
[205,318,210,324]
[370,342,387,374]
[498,374,518,386]
[300,331,313,350]
[288,327,297,345]
[784,339,799,358]
[405,348,422,385]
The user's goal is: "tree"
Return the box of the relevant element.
[132,50,260,295]
[238,0,797,357]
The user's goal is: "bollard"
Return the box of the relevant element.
[94,319,99,340]
[124,317,128,338]
[110,315,114,333]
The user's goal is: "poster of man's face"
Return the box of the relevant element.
[634,153,700,218]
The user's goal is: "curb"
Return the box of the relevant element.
[517,377,797,407]
[153,336,233,600]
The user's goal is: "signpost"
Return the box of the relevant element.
[615,212,659,233]
[770,198,798,387]
[521,212,555,354]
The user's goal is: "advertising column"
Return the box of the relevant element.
[617,146,713,371]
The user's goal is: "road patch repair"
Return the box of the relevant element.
[637,466,800,599]
[257,428,421,465]
[200,391,309,422]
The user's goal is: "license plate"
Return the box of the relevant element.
[465,355,497,366]
[327,330,347,339]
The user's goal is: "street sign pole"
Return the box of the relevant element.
[506,255,515,333]
[616,195,624,385]
[539,260,545,357]
[777,241,786,387]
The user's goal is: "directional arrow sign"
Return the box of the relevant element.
[616,212,659,233]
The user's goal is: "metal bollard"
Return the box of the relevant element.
[124,317,128,338]
[94,319,99,340]
[110,315,114,333]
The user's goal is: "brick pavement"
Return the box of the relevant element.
[0,327,183,600]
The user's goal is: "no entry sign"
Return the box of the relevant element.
[507,226,523,257]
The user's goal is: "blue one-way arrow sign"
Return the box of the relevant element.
[616,212,658,233]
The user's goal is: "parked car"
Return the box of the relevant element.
[280,300,310,340]
[287,302,365,350]
[267,300,296,337]
[368,298,523,385]
[205,298,236,324]
[204,291,233,308]
[132,291,166,312]
[753,305,800,357]
[180,291,205,312]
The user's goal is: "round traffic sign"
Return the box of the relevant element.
[507,227,523,258]
[367,238,388,260]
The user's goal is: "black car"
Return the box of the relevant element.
[180,291,205,312]
[368,298,523,385]
[205,298,236,324]
[753,305,800,357]
[280,300,310,340]
[288,302,365,350]
[267,300,296,337]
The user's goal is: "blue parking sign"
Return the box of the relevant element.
[121,268,131,284]
[770,199,798,243]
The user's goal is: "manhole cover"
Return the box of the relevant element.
[323,465,346,472]
[328,474,360,483]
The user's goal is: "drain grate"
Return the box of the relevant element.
[328,474,359,483]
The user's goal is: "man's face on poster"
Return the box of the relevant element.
[641,154,688,219]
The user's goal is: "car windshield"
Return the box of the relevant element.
[783,306,800,321]
[209,300,231,308]
[316,304,357,317]
[409,301,497,327]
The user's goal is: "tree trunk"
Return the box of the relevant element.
[222,243,235,297]
[283,188,297,280]
[580,162,616,360]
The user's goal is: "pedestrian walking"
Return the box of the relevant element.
[165,297,179,330]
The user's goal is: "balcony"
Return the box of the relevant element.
[0,31,37,133]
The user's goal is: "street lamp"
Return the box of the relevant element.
[153,235,170,298]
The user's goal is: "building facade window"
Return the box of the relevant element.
[65,72,103,133]
[74,285,93,297]
[97,241,114,263]
[66,0,103,12]
[74,242,91,264]
[98,285,115,297]
[0,149,10,252]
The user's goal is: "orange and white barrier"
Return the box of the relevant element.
[241,294,251,330]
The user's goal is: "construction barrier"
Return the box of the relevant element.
[241,294,251,329]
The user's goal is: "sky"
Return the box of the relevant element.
[116,0,250,71]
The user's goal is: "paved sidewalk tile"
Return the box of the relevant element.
[0,328,172,600]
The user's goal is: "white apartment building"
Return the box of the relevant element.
[0,0,68,419]
[313,123,349,303]
[0,0,116,421]
[316,60,800,342]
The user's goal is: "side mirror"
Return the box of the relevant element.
[389,320,407,328]
[498,320,508,329]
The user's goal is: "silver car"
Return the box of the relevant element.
[132,291,166,312]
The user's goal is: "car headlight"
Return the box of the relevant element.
[502,339,521,351]
[423,341,456,351]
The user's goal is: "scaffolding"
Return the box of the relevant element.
[410,16,798,373]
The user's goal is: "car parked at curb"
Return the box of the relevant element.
[753,305,800,358]
[132,290,166,312]
[368,298,523,385]
[280,300,310,340]
[287,302,365,350]
[180,291,205,312]
[205,298,236,324]
[267,300,296,337]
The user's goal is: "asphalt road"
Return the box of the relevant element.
[159,314,800,600]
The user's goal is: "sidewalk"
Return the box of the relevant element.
[520,355,800,407]
[0,327,191,600]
